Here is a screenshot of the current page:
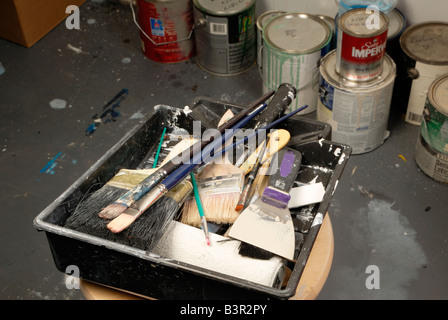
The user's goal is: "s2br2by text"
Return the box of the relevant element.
[180,304,267,317]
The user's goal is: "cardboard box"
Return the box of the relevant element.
[0,0,86,48]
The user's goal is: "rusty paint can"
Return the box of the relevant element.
[336,8,389,82]
[399,22,448,126]
[136,0,195,63]
[192,0,256,76]
[415,74,448,183]
[317,50,396,154]
[262,13,332,115]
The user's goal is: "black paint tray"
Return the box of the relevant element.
[33,97,351,300]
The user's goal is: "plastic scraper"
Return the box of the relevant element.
[229,147,302,260]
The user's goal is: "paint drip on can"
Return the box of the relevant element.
[399,22,448,126]
[317,50,396,154]
[136,0,195,63]
[262,13,332,115]
[415,74,448,184]
[256,10,285,67]
[336,8,389,82]
[192,0,256,76]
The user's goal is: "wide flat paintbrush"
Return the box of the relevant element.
[65,134,195,230]
[99,90,275,219]
[180,110,246,227]
[108,101,305,233]
[64,175,193,252]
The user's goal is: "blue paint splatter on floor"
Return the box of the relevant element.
[86,88,128,136]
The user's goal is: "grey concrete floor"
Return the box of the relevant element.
[0,1,446,300]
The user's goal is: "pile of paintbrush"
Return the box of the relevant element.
[65,83,307,254]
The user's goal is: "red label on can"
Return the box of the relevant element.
[340,31,388,64]
[137,0,195,63]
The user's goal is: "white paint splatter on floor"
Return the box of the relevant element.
[49,99,67,110]
[330,199,427,299]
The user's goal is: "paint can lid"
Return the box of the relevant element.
[320,50,396,90]
[263,13,331,54]
[317,15,336,35]
[400,22,448,65]
[256,10,286,30]
[387,8,406,40]
[428,74,448,116]
[193,0,255,16]
[339,7,389,38]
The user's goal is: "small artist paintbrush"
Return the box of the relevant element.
[190,172,210,246]
[107,105,306,233]
[235,138,268,211]
[98,91,275,219]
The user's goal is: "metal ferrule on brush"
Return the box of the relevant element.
[123,183,168,217]
[117,169,168,206]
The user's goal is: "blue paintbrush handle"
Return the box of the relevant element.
[163,104,309,190]
[163,102,267,189]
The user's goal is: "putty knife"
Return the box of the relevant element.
[229,147,302,260]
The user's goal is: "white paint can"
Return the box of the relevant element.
[317,50,396,154]
[262,13,332,115]
[256,10,285,67]
[399,22,448,126]
[415,74,448,184]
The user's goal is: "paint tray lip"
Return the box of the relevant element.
[32,101,352,300]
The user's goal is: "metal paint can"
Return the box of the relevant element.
[420,74,448,155]
[399,22,448,126]
[256,10,285,67]
[415,133,448,184]
[192,0,256,76]
[336,8,389,82]
[386,8,407,118]
[262,13,332,115]
[386,8,406,43]
[136,0,195,63]
[336,0,397,16]
[317,50,396,154]
[317,15,336,51]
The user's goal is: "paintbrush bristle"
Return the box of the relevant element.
[107,213,137,233]
[181,193,240,227]
[99,203,128,219]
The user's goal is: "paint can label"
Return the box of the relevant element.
[137,0,195,63]
[415,133,448,184]
[193,1,256,75]
[336,8,388,82]
[420,75,448,155]
[318,51,396,154]
[150,18,164,36]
